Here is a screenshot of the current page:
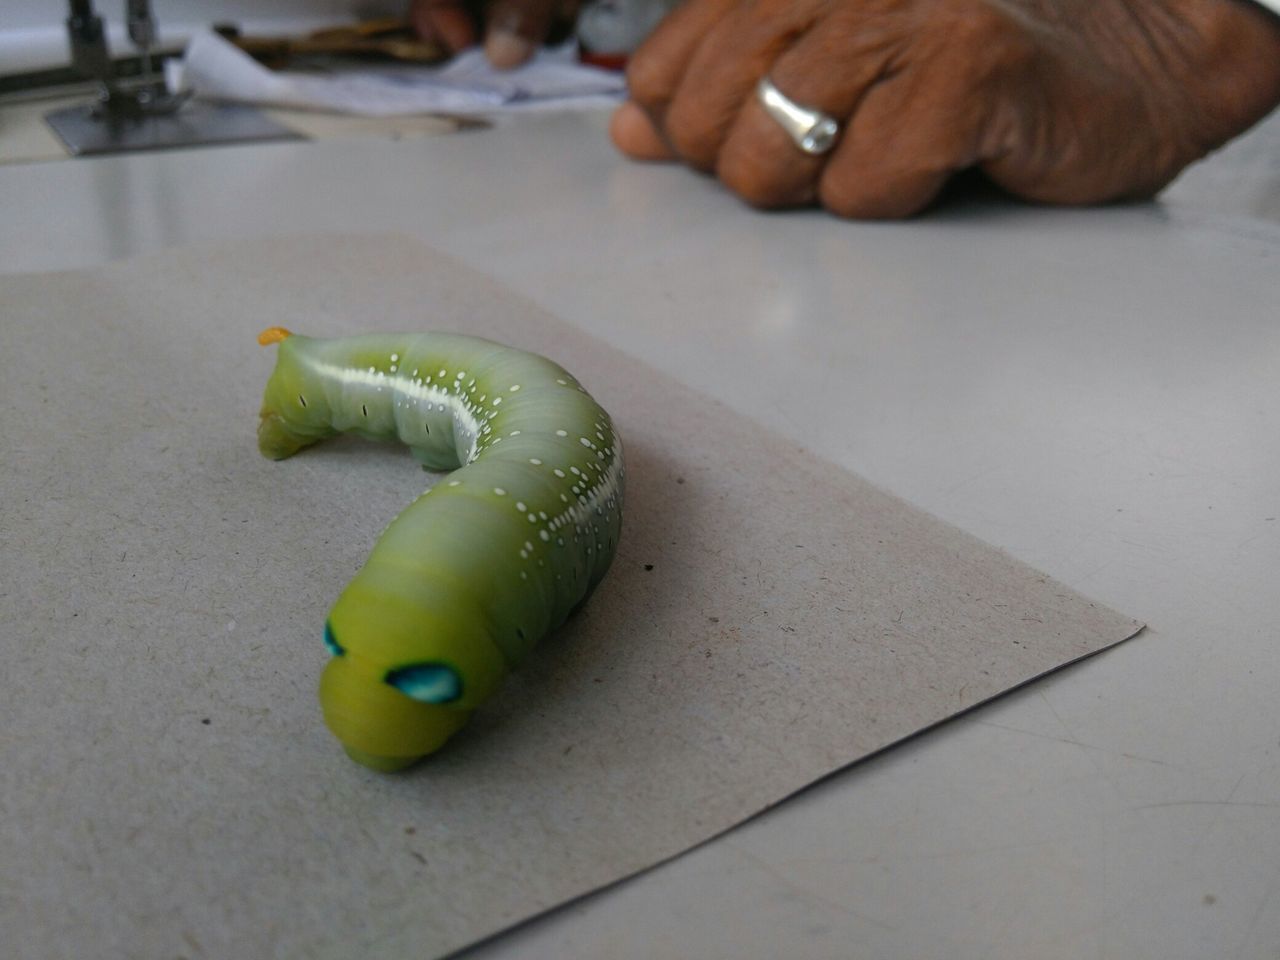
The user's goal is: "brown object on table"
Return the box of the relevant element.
[220,18,448,68]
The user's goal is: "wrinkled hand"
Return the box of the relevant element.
[611,0,1280,217]
[410,0,580,67]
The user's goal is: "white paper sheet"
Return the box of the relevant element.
[177,29,626,117]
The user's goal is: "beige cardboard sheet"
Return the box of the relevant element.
[0,236,1141,959]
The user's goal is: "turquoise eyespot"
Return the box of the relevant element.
[323,622,345,657]
[385,664,463,704]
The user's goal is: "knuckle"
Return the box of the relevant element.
[817,165,898,219]
[939,0,1010,40]
[625,50,676,107]
[818,165,941,219]
[717,150,801,208]
[663,101,720,169]
[816,176,872,218]
[937,3,1036,79]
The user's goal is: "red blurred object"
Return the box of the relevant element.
[578,47,629,71]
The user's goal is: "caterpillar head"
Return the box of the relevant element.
[318,566,505,771]
[256,328,335,460]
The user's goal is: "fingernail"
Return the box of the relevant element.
[485,29,534,68]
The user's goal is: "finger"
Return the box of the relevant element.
[816,77,973,218]
[661,3,821,171]
[545,0,583,45]
[410,0,479,52]
[484,0,565,67]
[817,14,1022,217]
[715,12,900,209]
[625,0,740,121]
[610,100,678,161]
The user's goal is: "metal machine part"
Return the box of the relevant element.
[46,0,300,155]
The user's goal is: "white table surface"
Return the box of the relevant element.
[3,104,1278,960]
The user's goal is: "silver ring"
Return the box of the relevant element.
[755,76,840,156]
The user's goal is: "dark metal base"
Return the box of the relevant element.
[44,98,302,156]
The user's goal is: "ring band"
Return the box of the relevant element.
[755,76,840,156]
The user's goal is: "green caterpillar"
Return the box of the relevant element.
[256,327,624,771]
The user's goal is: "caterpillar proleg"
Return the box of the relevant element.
[256,327,624,771]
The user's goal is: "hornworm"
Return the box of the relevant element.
[256,328,624,771]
